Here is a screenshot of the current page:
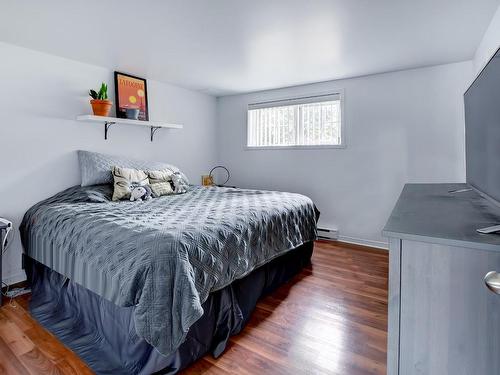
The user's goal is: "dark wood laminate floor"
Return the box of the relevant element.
[0,241,388,374]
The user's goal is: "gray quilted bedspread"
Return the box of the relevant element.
[20,185,317,356]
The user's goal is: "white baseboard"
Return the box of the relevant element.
[337,235,388,250]
[2,271,27,286]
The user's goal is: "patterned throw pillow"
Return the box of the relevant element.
[171,171,189,194]
[147,169,174,184]
[112,166,150,201]
[150,182,174,197]
[146,169,175,197]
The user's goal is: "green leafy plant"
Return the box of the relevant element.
[89,82,109,100]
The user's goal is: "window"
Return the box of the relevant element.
[247,93,343,149]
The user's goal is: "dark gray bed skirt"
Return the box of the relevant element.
[26,241,314,375]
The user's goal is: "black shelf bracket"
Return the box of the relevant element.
[101,121,165,141]
[150,126,161,142]
[104,121,115,140]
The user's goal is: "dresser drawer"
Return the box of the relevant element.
[399,240,500,374]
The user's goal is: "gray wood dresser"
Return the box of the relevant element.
[383,183,500,375]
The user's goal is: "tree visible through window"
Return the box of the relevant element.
[247,93,343,148]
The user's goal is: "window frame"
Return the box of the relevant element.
[244,90,346,150]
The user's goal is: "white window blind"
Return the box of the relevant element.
[247,93,343,148]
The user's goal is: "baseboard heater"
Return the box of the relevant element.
[317,227,339,241]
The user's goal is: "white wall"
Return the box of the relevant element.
[474,4,500,74]
[0,42,218,284]
[216,61,473,248]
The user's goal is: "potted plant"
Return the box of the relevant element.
[89,83,112,116]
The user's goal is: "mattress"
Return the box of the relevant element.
[20,184,317,356]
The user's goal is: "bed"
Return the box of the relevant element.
[19,153,318,374]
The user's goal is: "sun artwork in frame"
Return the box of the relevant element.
[114,71,149,121]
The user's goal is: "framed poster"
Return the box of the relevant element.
[114,71,149,121]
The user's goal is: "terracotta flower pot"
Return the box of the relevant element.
[90,99,112,117]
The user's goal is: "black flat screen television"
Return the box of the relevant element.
[465,48,500,203]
